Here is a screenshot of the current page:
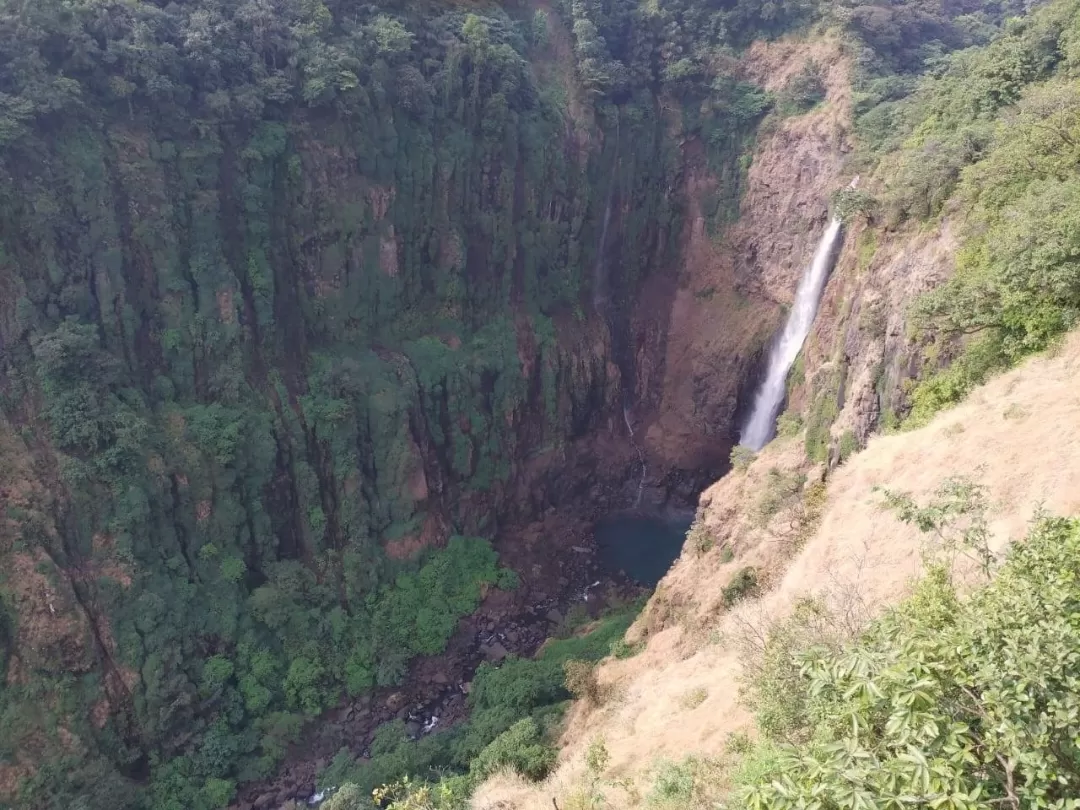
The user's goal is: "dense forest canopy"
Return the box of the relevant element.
[0,0,1055,808]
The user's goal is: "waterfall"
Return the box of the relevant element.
[592,185,615,316]
[624,405,646,507]
[593,122,620,318]
[741,218,844,451]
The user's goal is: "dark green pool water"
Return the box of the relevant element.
[594,512,693,586]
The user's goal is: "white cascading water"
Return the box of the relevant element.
[623,405,646,507]
[741,217,844,451]
[592,186,614,315]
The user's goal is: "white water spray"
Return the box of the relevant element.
[741,217,844,451]
[624,405,646,507]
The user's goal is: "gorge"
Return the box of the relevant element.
[0,0,1069,807]
[0,2,794,806]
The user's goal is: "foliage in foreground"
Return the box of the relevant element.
[737,515,1080,809]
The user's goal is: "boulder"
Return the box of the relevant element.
[481,641,509,661]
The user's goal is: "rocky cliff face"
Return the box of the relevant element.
[631,36,855,491]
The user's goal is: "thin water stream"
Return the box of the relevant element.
[623,405,646,508]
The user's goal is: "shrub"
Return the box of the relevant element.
[729,444,756,472]
[740,516,1080,809]
[830,188,878,223]
[678,686,708,710]
[836,430,859,463]
[554,603,591,639]
[778,60,826,114]
[722,567,759,607]
[903,334,1008,428]
[802,364,844,462]
[471,718,555,781]
[880,475,996,577]
[609,638,643,659]
[371,776,472,810]
[564,660,604,705]
[775,411,803,438]
[585,738,610,775]
[755,468,806,527]
[648,760,695,807]
[687,522,715,555]
[323,783,364,810]
[736,597,850,742]
[646,757,725,809]
[725,730,753,755]
[856,228,878,272]
[563,738,611,810]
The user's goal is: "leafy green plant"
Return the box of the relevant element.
[740,516,1080,810]
[722,567,760,607]
[648,759,695,807]
[837,430,860,463]
[803,365,844,463]
[609,638,644,659]
[775,411,803,438]
[830,188,878,223]
[880,475,997,578]
[856,228,878,272]
[471,718,555,781]
[736,597,853,742]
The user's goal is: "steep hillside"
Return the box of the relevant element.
[473,295,1080,810]
[464,0,1080,805]
[636,34,853,483]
